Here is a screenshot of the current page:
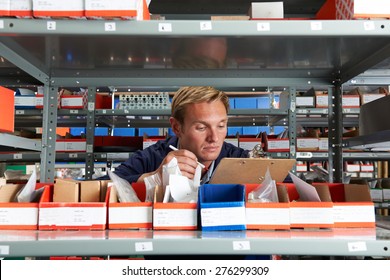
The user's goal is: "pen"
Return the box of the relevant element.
[169,145,206,169]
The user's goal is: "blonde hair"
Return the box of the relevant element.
[171,86,229,124]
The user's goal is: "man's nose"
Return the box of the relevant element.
[207,127,219,142]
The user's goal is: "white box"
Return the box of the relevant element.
[249,2,284,19]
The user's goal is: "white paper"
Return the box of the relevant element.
[289,172,321,202]
[108,170,140,203]
[17,170,37,202]
[168,174,197,203]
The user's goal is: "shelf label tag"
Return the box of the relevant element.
[311,21,322,31]
[233,241,250,251]
[257,22,270,31]
[70,110,79,114]
[105,22,116,32]
[0,245,10,255]
[348,241,367,252]
[0,20,4,29]
[13,154,23,160]
[69,153,78,159]
[88,102,95,111]
[135,242,153,252]
[15,110,25,115]
[363,21,375,31]
[159,23,172,32]
[200,21,212,31]
[47,21,56,31]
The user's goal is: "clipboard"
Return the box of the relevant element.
[209,158,295,184]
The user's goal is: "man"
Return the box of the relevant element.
[112,86,249,184]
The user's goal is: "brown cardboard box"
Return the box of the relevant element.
[0,184,23,202]
[53,179,79,202]
[80,181,101,202]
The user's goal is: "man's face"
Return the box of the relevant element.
[171,101,228,165]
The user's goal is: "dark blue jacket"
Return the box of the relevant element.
[111,136,249,183]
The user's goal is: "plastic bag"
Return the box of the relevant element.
[247,168,278,203]
[108,170,140,203]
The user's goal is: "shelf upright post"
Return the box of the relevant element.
[85,87,96,180]
[40,85,58,183]
[328,83,343,183]
[288,87,297,173]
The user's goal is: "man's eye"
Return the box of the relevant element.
[197,127,206,131]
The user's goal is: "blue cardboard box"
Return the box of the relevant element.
[234,97,257,109]
[113,128,135,136]
[199,184,246,231]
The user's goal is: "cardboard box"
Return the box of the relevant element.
[286,183,334,229]
[199,184,246,231]
[0,0,32,18]
[53,178,79,202]
[32,0,84,18]
[80,180,101,202]
[39,181,107,230]
[245,184,290,230]
[329,183,375,228]
[85,0,150,20]
[0,86,15,133]
[153,185,197,230]
[0,183,46,230]
[108,182,152,229]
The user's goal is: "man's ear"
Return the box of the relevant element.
[169,117,182,136]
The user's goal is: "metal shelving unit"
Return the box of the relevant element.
[1,16,390,257]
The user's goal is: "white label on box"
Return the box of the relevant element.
[267,139,289,151]
[316,95,328,107]
[39,207,106,226]
[86,0,137,10]
[153,208,197,227]
[318,138,329,151]
[239,141,260,151]
[143,140,158,150]
[35,96,43,107]
[0,207,38,225]
[296,164,308,172]
[201,206,246,227]
[10,0,32,10]
[0,245,9,255]
[348,241,367,252]
[56,141,86,151]
[135,242,153,252]
[333,205,375,223]
[233,241,250,251]
[109,206,152,224]
[61,97,83,107]
[360,165,374,172]
[296,96,314,107]
[14,96,36,107]
[246,207,289,225]
[362,94,385,104]
[290,207,333,225]
[345,164,360,172]
[297,138,319,149]
[34,0,84,11]
[224,139,239,147]
[342,96,360,107]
